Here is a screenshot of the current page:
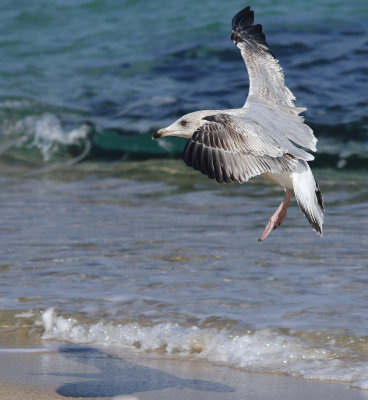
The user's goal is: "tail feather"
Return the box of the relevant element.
[292,160,324,235]
[315,181,325,213]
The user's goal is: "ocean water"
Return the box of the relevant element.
[1,0,368,391]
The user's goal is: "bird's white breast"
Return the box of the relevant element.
[262,171,293,190]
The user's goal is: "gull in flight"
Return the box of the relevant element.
[153,6,324,241]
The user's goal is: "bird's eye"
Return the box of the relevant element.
[180,120,188,126]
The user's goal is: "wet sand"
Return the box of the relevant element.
[0,345,366,400]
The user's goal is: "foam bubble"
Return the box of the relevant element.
[15,310,35,318]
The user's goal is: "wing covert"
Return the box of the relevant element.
[183,114,297,184]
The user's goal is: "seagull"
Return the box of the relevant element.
[153,6,324,241]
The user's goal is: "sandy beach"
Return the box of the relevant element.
[0,345,366,400]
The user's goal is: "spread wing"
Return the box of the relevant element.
[231,6,295,107]
[183,114,297,184]
[231,6,318,156]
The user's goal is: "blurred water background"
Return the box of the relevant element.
[1,0,368,389]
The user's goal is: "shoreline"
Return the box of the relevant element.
[0,345,365,400]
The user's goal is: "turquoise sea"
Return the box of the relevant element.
[1,0,368,394]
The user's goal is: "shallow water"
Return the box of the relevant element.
[0,162,367,387]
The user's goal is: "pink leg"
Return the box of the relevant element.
[258,189,293,242]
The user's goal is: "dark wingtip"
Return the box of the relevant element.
[231,6,275,59]
[231,6,253,28]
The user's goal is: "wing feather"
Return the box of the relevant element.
[183,113,297,184]
[232,6,295,108]
[243,100,317,157]
[212,149,223,183]
[231,7,318,156]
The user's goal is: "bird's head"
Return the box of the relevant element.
[152,110,216,140]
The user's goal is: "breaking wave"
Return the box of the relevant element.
[37,308,368,390]
[1,111,368,170]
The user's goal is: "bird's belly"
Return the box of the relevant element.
[261,171,293,190]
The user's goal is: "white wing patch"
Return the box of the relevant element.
[232,7,295,108]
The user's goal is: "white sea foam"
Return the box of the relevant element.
[39,308,368,389]
[3,113,91,161]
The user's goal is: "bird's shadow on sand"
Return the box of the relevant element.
[48,345,234,398]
